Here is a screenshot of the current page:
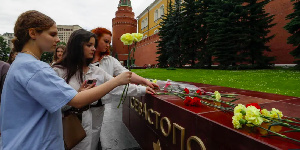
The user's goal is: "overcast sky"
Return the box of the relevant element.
[0,0,154,35]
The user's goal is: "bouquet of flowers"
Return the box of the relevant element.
[232,103,300,142]
[118,33,143,108]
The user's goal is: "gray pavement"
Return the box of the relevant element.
[100,97,142,150]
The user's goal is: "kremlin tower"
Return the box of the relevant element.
[112,0,137,64]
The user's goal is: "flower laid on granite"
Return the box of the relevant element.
[118,33,144,108]
[157,81,238,109]
[244,106,264,127]
[232,103,300,143]
[246,103,261,110]
[163,80,171,91]
[183,96,201,107]
[214,91,221,101]
[147,79,158,84]
[184,88,189,94]
[233,103,284,129]
[156,81,300,143]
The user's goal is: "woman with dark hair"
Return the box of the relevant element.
[52,45,66,65]
[0,10,132,150]
[7,49,18,64]
[53,29,154,149]
[90,27,158,149]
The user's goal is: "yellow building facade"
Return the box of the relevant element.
[137,0,183,38]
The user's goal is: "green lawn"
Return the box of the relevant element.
[132,68,300,97]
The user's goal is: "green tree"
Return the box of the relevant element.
[157,0,183,68]
[0,36,10,61]
[57,42,66,46]
[194,0,211,68]
[167,0,183,68]
[243,0,276,67]
[157,0,177,68]
[180,0,199,67]
[284,0,300,69]
[41,52,54,64]
[205,0,246,68]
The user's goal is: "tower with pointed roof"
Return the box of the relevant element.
[112,0,137,64]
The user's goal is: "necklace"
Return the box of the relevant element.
[22,51,40,60]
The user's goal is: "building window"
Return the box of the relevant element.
[141,17,148,29]
[154,9,159,21]
[160,5,164,18]
[142,20,145,29]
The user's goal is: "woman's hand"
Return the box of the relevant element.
[115,71,132,85]
[78,80,96,92]
[145,80,159,89]
[146,87,156,95]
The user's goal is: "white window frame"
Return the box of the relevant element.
[159,5,164,18]
[154,9,159,21]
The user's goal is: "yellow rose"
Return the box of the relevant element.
[120,33,134,45]
[234,104,246,115]
[270,108,283,119]
[214,91,221,101]
[232,113,243,129]
[132,33,143,42]
[245,106,263,126]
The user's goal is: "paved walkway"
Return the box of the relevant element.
[100,96,141,150]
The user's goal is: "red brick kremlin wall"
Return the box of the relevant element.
[132,0,296,66]
[134,34,160,67]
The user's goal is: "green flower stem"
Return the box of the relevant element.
[118,45,131,109]
[190,94,236,107]
[118,84,128,108]
[156,92,236,109]
[127,45,131,70]
[255,124,300,143]
[261,116,300,129]
[122,84,129,104]
[201,101,233,111]
[285,116,300,122]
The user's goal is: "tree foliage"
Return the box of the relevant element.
[157,0,182,68]
[156,0,276,69]
[0,36,10,62]
[284,0,300,69]
[243,0,276,67]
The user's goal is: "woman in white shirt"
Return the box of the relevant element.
[90,27,158,149]
[53,29,155,150]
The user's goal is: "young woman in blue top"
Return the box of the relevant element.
[0,10,132,150]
